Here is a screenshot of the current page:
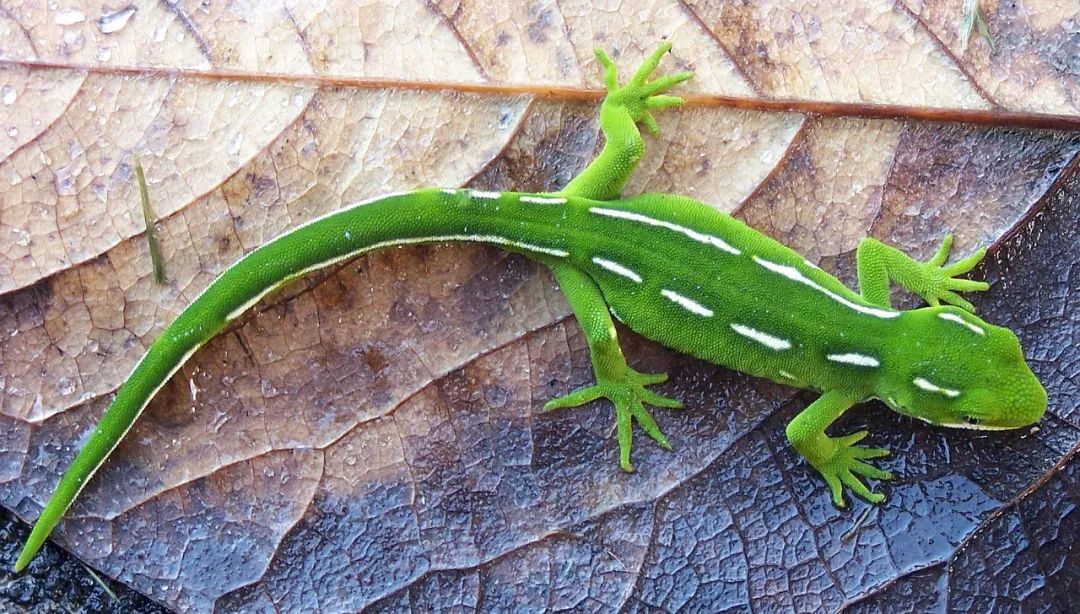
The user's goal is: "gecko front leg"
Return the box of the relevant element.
[786,390,892,507]
[856,234,989,312]
[544,264,682,472]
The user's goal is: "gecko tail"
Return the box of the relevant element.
[15,187,572,572]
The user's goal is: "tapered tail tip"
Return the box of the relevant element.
[14,543,37,573]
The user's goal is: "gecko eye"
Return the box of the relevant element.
[964,416,981,426]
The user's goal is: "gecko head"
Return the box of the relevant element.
[879,306,1046,431]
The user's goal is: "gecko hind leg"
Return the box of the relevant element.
[559,41,693,201]
[544,264,682,472]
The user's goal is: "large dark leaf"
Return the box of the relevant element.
[1,1,1078,612]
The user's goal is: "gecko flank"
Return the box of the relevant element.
[14,42,1046,572]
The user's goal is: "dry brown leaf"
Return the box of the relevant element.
[1,1,1078,611]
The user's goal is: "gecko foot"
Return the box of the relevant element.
[544,369,683,472]
[918,234,990,312]
[595,42,694,136]
[810,431,892,508]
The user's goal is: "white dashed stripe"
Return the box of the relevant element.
[226,292,273,322]
[520,195,567,205]
[913,377,961,398]
[233,233,569,322]
[590,207,741,255]
[730,323,791,351]
[63,341,203,527]
[660,289,714,317]
[826,353,880,367]
[224,210,568,322]
[414,235,566,258]
[288,191,412,234]
[592,257,642,283]
[440,188,458,195]
[938,312,986,335]
[471,190,502,200]
[752,256,900,319]
[946,421,1013,431]
[778,370,796,380]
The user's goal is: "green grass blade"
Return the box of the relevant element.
[135,157,166,284]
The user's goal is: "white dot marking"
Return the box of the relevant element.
[592,257,642,283]
[590,207,741,255]
[520,195,567,205]
[826,353,880,367]
[752,256,900,319]
[913,377,961,398]
[730,323,791,351]
[938,312,986,335]
[661,289,714,317]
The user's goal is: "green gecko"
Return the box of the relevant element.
[14,42,1047,572]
